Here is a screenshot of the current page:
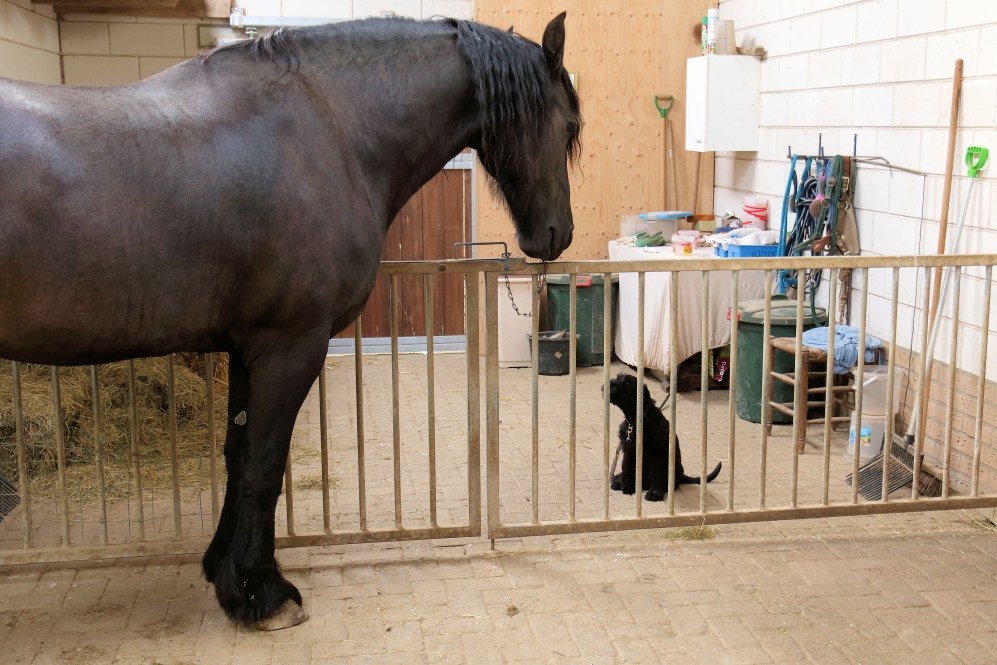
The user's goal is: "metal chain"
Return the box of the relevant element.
[504,260,548,317]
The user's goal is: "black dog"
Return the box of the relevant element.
[607,373,721,501]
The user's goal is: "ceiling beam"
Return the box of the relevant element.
[53,0,229,18]
[40,0,180,6]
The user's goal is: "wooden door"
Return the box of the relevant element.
[336,167,472,339]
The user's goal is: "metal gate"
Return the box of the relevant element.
[2,253,996,566]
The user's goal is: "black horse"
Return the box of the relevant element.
[0,15,580,628]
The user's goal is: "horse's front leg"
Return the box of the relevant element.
[209,332,328,629]
[203,351,250,583]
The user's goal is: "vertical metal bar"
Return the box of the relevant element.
[603,271,613,520]
[319,364,331,534]
[941,268,961,499]
[390,274,402,528]
[821,269,838,506]
[667,271,678,516]
[12,362,31,548]
[726,271,739,512]
[465,274,481,534]
[790,285,804,508]
[759,271,773,509]
[204,354,218,530]
[852,268,868,504]
[700,271,709,514]
[52,367,70,546]
[972,266,992,497]
[284,451,295,537]
[531,274,540,525]
[91,365,108,546]
[882,269,900,502]
[636,272,646,517]
[354,319,368,531]
[912,268,932,501]
[485,272,500,536]
[569,274,577,521]
[167,356,181,539]
[425,274,438,527]
[126,360,144,540]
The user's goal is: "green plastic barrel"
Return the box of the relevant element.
[545,274,619,367]
[735,296,826,424]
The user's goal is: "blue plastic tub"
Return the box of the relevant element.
[726,244,779,258]
[713,245,729,258]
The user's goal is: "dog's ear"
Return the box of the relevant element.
[642,384,656,412]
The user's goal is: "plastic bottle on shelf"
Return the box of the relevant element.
[701,17,707,55]
[706,9,719,55]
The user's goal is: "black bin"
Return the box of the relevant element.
[527,331,578,376]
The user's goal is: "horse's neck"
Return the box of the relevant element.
[303,33,480,223]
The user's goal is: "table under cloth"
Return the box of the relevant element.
[609,241,768,376]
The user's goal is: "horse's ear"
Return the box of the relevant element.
[507,25,514,33]
[542,12,566,71]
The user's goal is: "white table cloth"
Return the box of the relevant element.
[609,241,767,375]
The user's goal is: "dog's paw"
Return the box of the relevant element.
[610,474,622,491]
[621,480,635,495]
[644,489,665,502]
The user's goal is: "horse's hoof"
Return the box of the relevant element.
[251,600,307,631]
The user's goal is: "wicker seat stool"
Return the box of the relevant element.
[764,336,854,454]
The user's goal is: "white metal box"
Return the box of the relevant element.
[685,55,761,152]
[498,276,534,368]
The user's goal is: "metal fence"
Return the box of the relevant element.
[2,253,996,566]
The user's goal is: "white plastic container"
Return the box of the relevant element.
[672,235,697,254]
[844,412,887,464]
[620,215,640,237]
[742,196,769,228]
[858,366,904,415]
[639,219,678,239]
[498,276,533,368]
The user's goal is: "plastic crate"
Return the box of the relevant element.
[713,245,729,258]
[726,244,779,258]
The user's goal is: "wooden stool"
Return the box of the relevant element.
[764,336,853,454]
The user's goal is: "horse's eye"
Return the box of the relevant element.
[566,121,578,135]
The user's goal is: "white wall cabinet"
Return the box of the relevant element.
[685,55,761,153]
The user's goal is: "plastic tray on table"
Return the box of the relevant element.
[726,244,779,258]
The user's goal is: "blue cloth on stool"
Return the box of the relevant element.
[801,325,881,374]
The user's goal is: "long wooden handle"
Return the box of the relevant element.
[917,59,963,449]
[661,116,668,210]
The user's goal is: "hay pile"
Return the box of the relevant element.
[0,354,228,504]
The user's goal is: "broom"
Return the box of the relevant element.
[845,435,942,500]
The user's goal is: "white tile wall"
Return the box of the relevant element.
[33,0,472,86]
[0,0,61,83]
[718,0,997,378]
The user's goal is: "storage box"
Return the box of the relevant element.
[726,244,779,258]
[858,365,904,415]
[619,215,640,237]
[637,218,678,239]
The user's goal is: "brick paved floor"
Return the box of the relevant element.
[3,354,997,664]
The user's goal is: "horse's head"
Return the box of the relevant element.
[460,13,581,261]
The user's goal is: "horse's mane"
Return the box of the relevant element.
[446,19,581,175]
[202,27,301,71]
[202,18,581,172]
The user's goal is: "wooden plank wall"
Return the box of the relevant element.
[474,0,715,260]
[335,169,471,339]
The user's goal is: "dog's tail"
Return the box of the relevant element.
[680,462,722,485]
